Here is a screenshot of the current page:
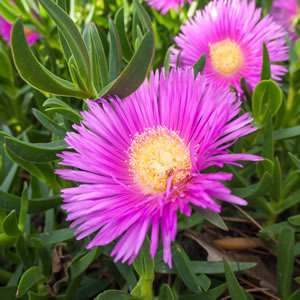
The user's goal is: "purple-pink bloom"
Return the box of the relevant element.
[144,0,192,14]
[56,68,262,268]
[271,0,299,42]
[171,0,289,94]
[0,16,40,46]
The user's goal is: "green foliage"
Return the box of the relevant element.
[11,0,155,100]
[277,227,295,299]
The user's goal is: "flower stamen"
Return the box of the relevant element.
[209,38,243,75]
[128,127,192,194]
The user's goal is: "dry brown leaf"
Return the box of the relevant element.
[46,243,72,296]
[213,237,264,250]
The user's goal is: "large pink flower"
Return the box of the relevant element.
[56,68,262,267]
[271,0,299,42]
[144,0,192,14]
[0,16,40,46]
[171,0,289,94]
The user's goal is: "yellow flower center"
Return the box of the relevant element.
[209,38,243,75]
[128,127,192,194]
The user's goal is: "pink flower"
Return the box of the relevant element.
[56,68,262,268]
[171,0,289,94]
[271,0,299,42]
[144,0,192,14]
[0,16,40,46]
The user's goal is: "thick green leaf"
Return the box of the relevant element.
[274,93,286,129]
[100,31,154,98]
[288,215,300,226]
[115,262,137,288]
[288,290,300,300]
[273,126,300,140]
[133,237,154,280]
[45,107,81,124]
[18,266,43,297]
[133,0,152,32]
[260,221,300,235]
[108,19,122,82]
[18,184,29,232]
[232,172,273,198]
[115,8,133,62]
[59,31,72,62]
[288,153,300,169]
[158,284,174,300]
[0,286,18,300]
[197,274,211,292]
[16,236,32,269]
[270,158,282,202]
[262,113,274,161]
[28,291,65,300]
[68,55,88,92]
[282,170,300,197]
[72,277,110,300]
[0,190,61,214]
[193,54,206,78]
[57,0,72,62]
[0,163,18,192]
[2,210,21,236]
[7,264,23,286]
[240,77,252,102]
[276,190,300,213]
[131,237,154,298]
[172,245,202,293]
[224,259,247,300]
[0,1,20,23]
[178,283,227,300]
[256,126,300,143]
[5,144,59,191]
[196,207,228,231]
[33,228,75,245]
[0,46,14,86]
[252,80,282,125]
[177,213,204,231]
[11,18,87,98]
[155,259,256,274]
[39,0,91,87]
[83,23,109,92]
[13,0,30,14]
[163,45,173,76]
[260,42,271,80]
[5,137,66,163]
[95,290,142,300]
[71,247,103,279]
[33,109,67,137]
[38,247,51,277]
[277,227,295,300]
[43,98,83,123]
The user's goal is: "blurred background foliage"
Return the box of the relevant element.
[0,0,299,299]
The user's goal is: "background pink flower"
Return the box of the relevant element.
[271,0,299,42]
[0,16,40,46]
[171,0,289,94]
[144,0,192,14]
[56,68,262,268]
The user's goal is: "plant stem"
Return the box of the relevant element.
[266,212,278,226]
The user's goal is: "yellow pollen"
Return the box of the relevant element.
[128,127,192,194]
[209,38,243,75]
